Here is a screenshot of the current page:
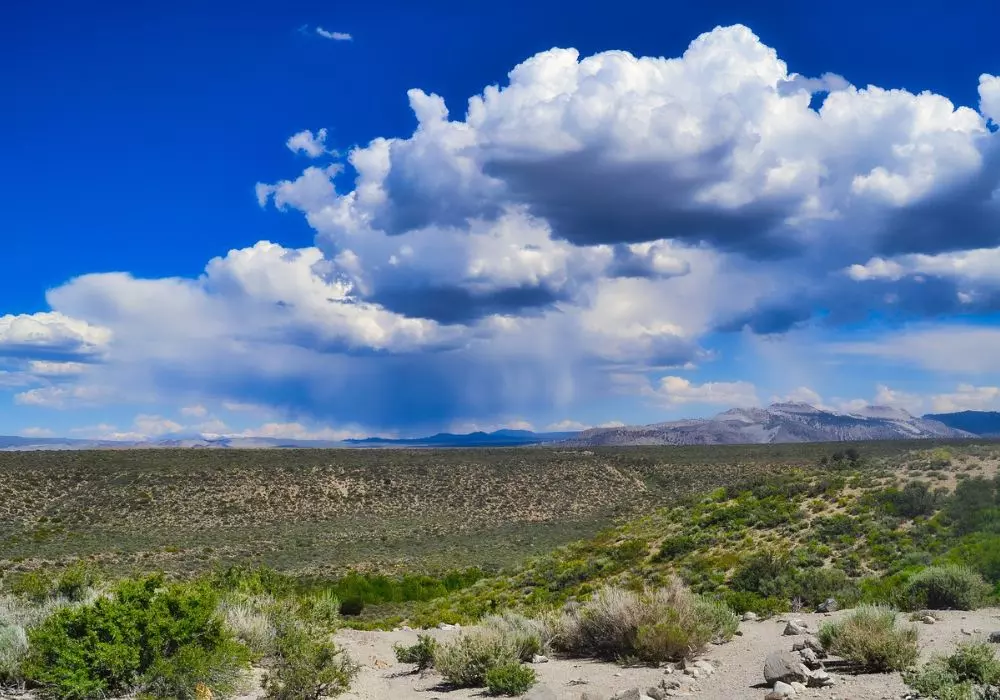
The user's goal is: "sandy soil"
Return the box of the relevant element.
[333,608,1000,700]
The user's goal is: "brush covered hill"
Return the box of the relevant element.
[371,444,1000,628]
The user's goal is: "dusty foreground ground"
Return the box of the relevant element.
[332,608,1000,700]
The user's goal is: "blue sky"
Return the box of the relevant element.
[4,0,1000,440]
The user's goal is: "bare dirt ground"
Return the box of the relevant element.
[332,608,1000,700]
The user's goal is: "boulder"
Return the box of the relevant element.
[766,681,797,699]
[524,685,559,700]
[764,651,811,685]
[790,682,807,693]
[816,598,838,613]
[742,611,760,622]
[783,620,809,636]
[988,631,1000,644]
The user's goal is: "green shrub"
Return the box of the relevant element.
[433,632,520,687]
[905,642,1000,700]
[818,605,918,672]
[720,590,787,617]
[21,575,251,700]
[54,563,98,603]
[393,634,437,671]
[484,661,537,696]
[338,597,364,617]
[141,639,251,699]
[263,618,358,699]
[550,581,737,663]
[298,589,341,628]
[905,565,990,610]
[878,482,940,519]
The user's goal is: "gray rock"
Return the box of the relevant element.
[771,681,798,698]
[798,647,822,669]
[790,682,807,693]
[693,660,715,676]
[793,636,826,658]
[765,650,811,685]
[524,685,559,700]
[806,668,834,688]
[783,620,809,636]
[742,611,759,621]
[988,631,1000,643]
[532,654,549,663]
[611,690,653,700]
[922,615,936,624]
[579,694,607,700]
[816,598,838,613]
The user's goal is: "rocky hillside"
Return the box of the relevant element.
[563,402,969,447]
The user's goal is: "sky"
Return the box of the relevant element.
[4,0,1000,440]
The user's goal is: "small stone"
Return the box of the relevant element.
[790,682,807,693]
[693,660,715,676]
[921,616,936,625]
[743,611,760,622]
[798,648,822,669]
[532,654,549,663]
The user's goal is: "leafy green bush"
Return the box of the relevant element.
[298,589,341,627]
[550,581,737,663]
[263,617,358,699]
[21,575,251,699]
[433,632,520,687]
[338,597,364,617]
[905,642,1000,700]
[657,535,698,560]
[393,634,437,671]
[877,482,940,519]
[905,565,990,610]
[484,661,537,696]
[818,605,918,672]
[141,639,251,699]
[719,590,787,617]
[53,563,98,603]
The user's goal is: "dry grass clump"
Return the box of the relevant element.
[433,631,522,687]
[548,580,738,662]
[218,597,277,657]
[481,611,551,661]
[818,605,919,672]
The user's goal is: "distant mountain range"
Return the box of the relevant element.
[2,405,999,451]
[560,402,972,447]
[924,411,1000,436]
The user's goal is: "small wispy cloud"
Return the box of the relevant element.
[316,27,352,41]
